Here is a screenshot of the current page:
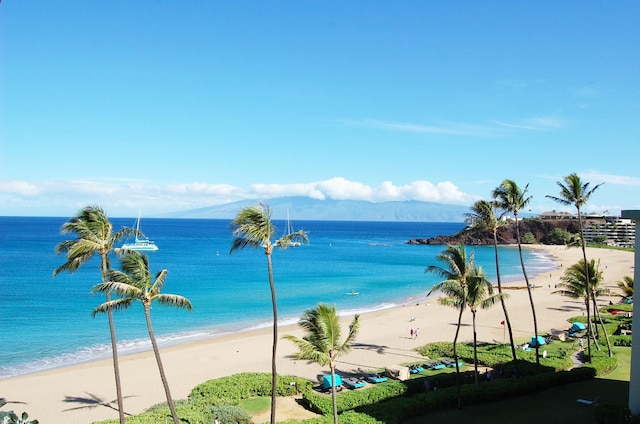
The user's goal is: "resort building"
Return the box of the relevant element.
[540,211,636,247]
[582,217,636,247]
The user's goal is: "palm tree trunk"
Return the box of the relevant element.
[266,254,278,424]
[330,365,339,424]
[453,306,464,409]
[472,311,479,386]
[144,305,179,424]
[592,299,612,356]
[102,254,125,424]
[493,233,518,377]
[576,209,593,362]
[514,214,540,365]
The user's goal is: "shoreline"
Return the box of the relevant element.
[0,245,633,423]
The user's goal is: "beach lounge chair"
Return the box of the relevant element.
[426,360,446,370]
[321,375,343,392]
[409,364,424,374]
[441,359,464,368]
[343,376,367,389]
[363,373,388,383]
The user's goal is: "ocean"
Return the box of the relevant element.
[0,216,555,379]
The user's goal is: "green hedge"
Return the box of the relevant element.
[301,379,407,415]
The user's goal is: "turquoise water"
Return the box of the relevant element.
[0,217,554,378]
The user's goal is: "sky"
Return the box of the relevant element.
[1,1,639,218]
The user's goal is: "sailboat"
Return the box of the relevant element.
[282,208,301,247]
[121,211,159,251]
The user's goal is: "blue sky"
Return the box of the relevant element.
[1,1,638,218]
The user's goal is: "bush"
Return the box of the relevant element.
[302,380,407,415]
[188,372,311,406]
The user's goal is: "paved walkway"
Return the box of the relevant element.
[571,349,585,368]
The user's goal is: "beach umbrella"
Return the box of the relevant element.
[571,321,586,331]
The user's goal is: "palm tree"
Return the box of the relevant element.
[53,205,133,423]
[553,259,611,356]
[465,200,519,376]
[464,266,506,385]
[91,251,193,424]
[546,173,604,360]
[230,201,309,424]
[615,276,634,300]
[493,179,541,365]
[426,244,474,408]
[284,303,360,424]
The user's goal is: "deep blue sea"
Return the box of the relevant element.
[0,217,555,379]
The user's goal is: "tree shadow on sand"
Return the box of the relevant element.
[63,392,136,414]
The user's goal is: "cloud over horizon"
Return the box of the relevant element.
[0,177,477,217]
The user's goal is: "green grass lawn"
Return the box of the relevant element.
[406,346,632,424]
[239,396,270,413]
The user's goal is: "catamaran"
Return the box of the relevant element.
[281,208,301,247]
[121,211,159,251]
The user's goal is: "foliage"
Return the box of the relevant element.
[208,405,252,424]
[543,227,574,245]
[301,380,407,415]
[594,404,640,424]
[189,373,311,405]
[615,276,634,299]
[229,201,309,424]
[284,303,361,424]
[92,251,192,424]
[53,205,131,423]
[0,400,38,424]
[521,232,537,244]
[93,401,210,424]
[279,410,384,424]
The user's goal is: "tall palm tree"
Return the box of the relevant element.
[493,179,541,365]
[91,252,192,424]
[553,258,612,356]
[426,244,474,408]
[53,205,133,423]
[465,200,519,376]
[546,173,604,361]
[284,303,360,424]
[230,201,308,424]
[464,266,506,385]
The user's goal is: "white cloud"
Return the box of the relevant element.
[0,180,41,196]
[0,177,479,216]
[342,119,502,137]
[580,170,640,187]
[491,116,565,131]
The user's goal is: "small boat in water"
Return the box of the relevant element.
[121,211,158,251]
[280,208,301,247]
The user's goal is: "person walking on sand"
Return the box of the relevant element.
[410,328,414,338]
[414,328,419,338]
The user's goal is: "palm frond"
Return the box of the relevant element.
[92,298,134,316]
[155,294,193,311]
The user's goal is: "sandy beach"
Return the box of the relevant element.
[0,245,633,424]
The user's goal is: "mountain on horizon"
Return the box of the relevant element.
[162,197,470,222]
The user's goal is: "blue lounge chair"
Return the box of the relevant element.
[343,376,367,389]
[321,375,343,391]
[409,364,424,374]
[364,373,388,383]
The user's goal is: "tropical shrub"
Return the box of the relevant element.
[301,380,407,415]
[0,399,38,424]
